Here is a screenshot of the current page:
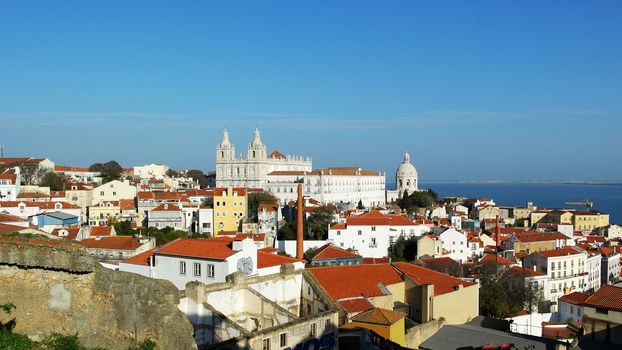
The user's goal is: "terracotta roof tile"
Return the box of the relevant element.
[537,246,582,258]
[155,238,236,260]
[257,251,303,268]
[392,262,477,296]
[350,308,405,325]
[337,298,373,313]
[583,285,622,311]
[559,292,589,305]
[308,264,403,300]
[80,236,145,250]
[312,244,360,260]
[123,249,155,266]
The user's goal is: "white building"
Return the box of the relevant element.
[386,152,419,203]
[523,246,601,312]
[91,180,137,205]
[119,237,304,289]
[438,228,469,263]
[507,266,550,312]
[133,163,170,179]
[0,167,20,201]
[192,207,214,236]
[0,201,81,221]
[265,167,386,207]
[147,203,185,230]
[328,210,429,258]
[216,128,312,188]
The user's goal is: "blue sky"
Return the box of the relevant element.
[1,1,621,181]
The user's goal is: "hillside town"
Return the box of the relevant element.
[1,129,621,350]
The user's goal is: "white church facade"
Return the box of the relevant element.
[215,129,312,188]
[386,152,419,203]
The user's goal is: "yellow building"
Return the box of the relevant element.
[346,308,406,346]
[88,200,120,226]
[544,210,574,225]
[573,211,610,231]
[530,210,551,226]
[213,187,248,234]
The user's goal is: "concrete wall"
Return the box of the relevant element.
[0,240,196,350]
[404,319,445,349]
[432,283,479,324]
[276,239,326,257]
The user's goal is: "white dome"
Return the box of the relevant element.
[396,152,418,178]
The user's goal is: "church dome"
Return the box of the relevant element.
[396,152,418,178]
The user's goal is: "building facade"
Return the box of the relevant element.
[216,129,312,188]
[265,167,386,207]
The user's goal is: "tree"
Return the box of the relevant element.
[19,162,45,185]
[38,171,66,190]
[185,169,209,188]
[89,160,123,184]
[247,192,278,222]
[165,168,178,178]
[478,264,543,317]
[276,205,335,241]
[357,200,365,210]
[304,247,319,262]
[389,236,418,262]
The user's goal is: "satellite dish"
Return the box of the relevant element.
[237,257,253,275]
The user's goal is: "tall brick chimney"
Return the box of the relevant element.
[496,215,501,250]
[296,182,304,259]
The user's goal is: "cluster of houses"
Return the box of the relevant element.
[2,143,621,349]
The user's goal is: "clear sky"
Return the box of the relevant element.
[1,1,621,181]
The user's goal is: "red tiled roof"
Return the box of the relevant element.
[120,199,136,210]
[123,249,155,266]
[54,165,91,172]
[0,236,76,247]
[479,253,514,266]
[507,266,546,277]
[50,227,80,240]
[337,298,373,313]
[361,257,389,264]
[0,201,80,209]
[583,285,622,311]
[512,231,568,243]
[269,150,286,159]
[155,238,236,260]
[537,246,582,258]
[312,244,360,260]
[330,223,346,230]
[559,292,589,305]
[541,323,578,340]
[213,187,247,196]
[90,226,114,236]
[350,308,405,325]
[308,264,403,300]
[257,251,303,268]
[0,212,28,222]
[80,236,145,250]
[258,203,278,212]
[345,210,416,227]
[392,262,477,295]
[151,203,181,212]
[258,247,279,254]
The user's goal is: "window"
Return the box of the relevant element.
[262,338,270,350]
[180,261,186,275]
[325,319,331,330]
[207,264,215,278]
[358,230,362,235]
[100,191,104,196]
[279,333,287,347]
[310,323,316,336]
[337,231,341,235]
[194,263,201,276]
[371,226,376,231]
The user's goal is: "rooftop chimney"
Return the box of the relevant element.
[296,182,304,259]
[496,215,500,250]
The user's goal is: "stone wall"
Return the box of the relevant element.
[404,319,445,349]
[0,239,197,350]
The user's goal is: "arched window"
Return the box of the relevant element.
[406,179,410,186]
[221,151,224,158]
[253,150,256,158]
[399,179,403,187]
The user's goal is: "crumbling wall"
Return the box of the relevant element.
[0,239,197,350]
